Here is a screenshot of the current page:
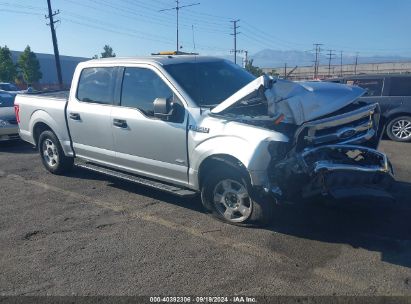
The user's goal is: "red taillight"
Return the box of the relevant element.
[14,105,20,124]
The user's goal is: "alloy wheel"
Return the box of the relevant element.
[212,179,252,223]
[391,119,411,140]
[42,139,59,167]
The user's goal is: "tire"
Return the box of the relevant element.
[200,166,274,226]
[38,130,73,175]
[386,115,411,142]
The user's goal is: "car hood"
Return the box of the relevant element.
[211,76,365,125]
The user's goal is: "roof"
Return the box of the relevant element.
[86,55,225,66]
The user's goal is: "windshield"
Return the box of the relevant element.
[0,83,19,91]
[163,60,255,107]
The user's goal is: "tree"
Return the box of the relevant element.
[268,69,279,77]
[245,59,264,77]
[101,45,116,58]
[0,45,17,82]
[18,46,42,84]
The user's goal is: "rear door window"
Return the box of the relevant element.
[346,78,383,96]
[76,67,116,104]
[388,77,411,96]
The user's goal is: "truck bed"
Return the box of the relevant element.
[25,90,69,100]
[15,90,73,156]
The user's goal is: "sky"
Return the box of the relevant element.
[1,0,411,59]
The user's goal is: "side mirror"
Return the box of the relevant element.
[153,97,174,120]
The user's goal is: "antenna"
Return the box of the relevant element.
[159,0,200,53]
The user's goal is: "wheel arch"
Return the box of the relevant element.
[198,154,251,190]
[29,110,74,156]
[32,121,53,147]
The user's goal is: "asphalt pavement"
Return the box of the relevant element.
[0,140,410,296]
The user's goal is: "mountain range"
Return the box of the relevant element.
[249,49,411,68]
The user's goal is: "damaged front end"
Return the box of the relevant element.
[269,102,395,203]
[210,74,395,203]
[272,145,394,202]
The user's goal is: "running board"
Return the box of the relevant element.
[75,162,197,197]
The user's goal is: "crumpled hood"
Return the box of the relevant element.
[211,76,365,125]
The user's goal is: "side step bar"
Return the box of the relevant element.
[75,162,197,197]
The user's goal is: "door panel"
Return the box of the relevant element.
[67,101,115,163]
[110,66,188,185]
[67,66,117,163]
[111,107,188,184]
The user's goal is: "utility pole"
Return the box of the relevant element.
[159,0,200,53]
[235,49,248,67]
[284,63,287,79]
[340,50,343,77]
[45,0,63,88]
[313,43,323,79]
[230,19,240,64]
[326,49,336,77]
[354,52,359,75]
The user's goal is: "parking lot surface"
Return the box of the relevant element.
[0,140,411,296]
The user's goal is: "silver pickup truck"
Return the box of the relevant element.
[15,56,394,225]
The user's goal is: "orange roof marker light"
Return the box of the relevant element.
[151,51,199,55]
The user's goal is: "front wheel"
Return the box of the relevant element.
[38,130,73,174]
[386,116,411,142]
[201,167,274,226]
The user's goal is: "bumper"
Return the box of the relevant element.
[0,125,19,141]
[271,145,394,201]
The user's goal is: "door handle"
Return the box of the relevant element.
[113,119,128,128]
[69,113,81,120]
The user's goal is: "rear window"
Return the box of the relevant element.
[388,77,411,96]
[0,93,15,107]
[76,67,116,104]
[346,78,383,97]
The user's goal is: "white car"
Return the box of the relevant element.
[0,91,19,141]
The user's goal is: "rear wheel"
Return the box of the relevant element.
[201,167,274,226]
[38,130,73,174]
[386,116,411,142]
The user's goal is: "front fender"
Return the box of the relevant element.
[190,135,274,188]
[383,107,411,121]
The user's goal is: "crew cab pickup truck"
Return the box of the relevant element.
[15,56,394,225]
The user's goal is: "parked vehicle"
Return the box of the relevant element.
[327,74,411,142]
[0,91,19,141]
[0,82,27,95]
[15,56,394,225]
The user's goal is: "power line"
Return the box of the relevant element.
[159,0,200,52]
[45,0,63,88]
